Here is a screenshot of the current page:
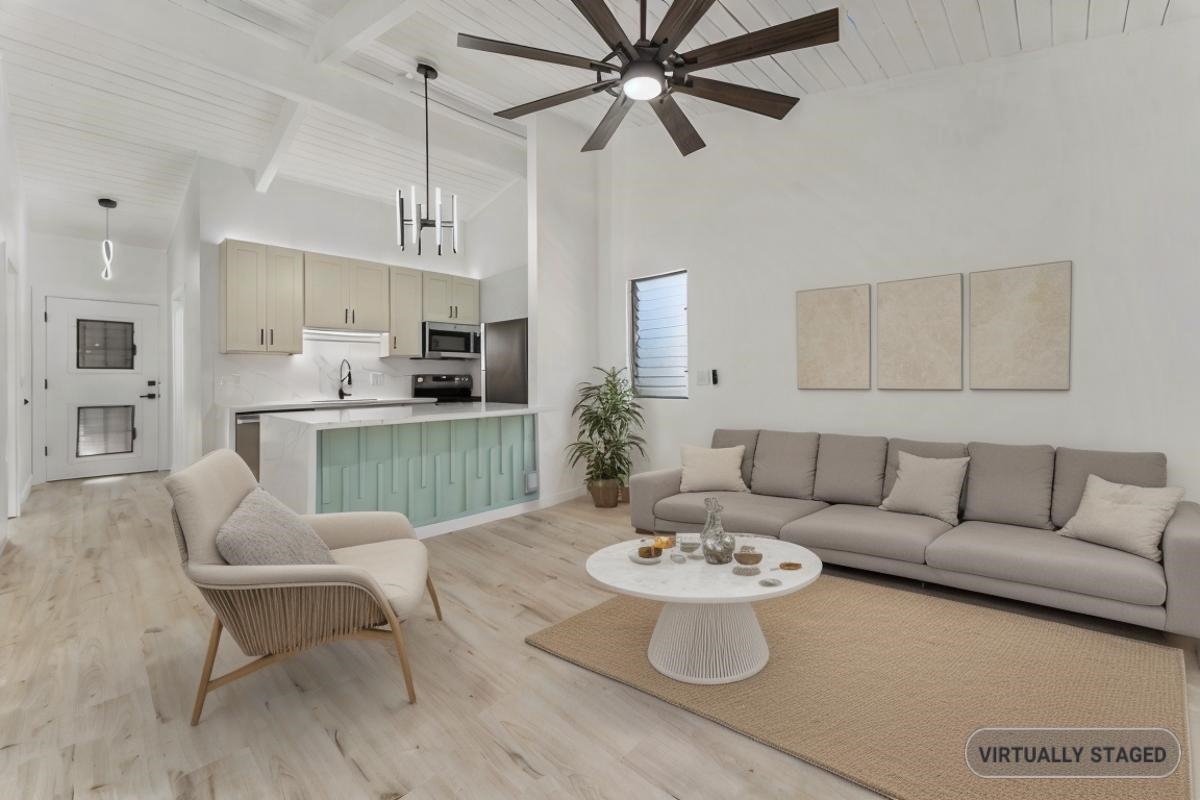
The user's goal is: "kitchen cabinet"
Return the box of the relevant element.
[220,240,303,354]
[422,272,479,324]
[389,267,423,356]
[304,254,391,331]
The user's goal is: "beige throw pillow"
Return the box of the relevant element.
[1059,474,1184,561]
[680,445,749,493]
[879,451,970,526]
[216,488,335,566]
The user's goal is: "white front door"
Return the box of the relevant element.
[45,297,160,480]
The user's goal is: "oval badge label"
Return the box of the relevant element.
[966,728,1181,779]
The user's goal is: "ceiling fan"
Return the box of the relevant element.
[458,0,839,156]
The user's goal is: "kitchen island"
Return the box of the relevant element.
[260,403,539,528]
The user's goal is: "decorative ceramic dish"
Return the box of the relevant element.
[629,550,662,565]
[758,577,783,588]
[778,561,803,571]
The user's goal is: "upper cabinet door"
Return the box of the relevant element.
[304,253,349,329]
[221,240,267,353]
[389,267,423,356]
[265,247,304,353]
[348,260,390,331]
[422,272,453,322]
[451,276,480,324]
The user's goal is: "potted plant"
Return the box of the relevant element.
[566,367,647,508]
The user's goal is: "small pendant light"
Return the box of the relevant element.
[98,198,117,280]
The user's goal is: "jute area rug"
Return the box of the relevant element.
[526,575,1192,800]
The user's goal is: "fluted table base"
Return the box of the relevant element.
[647,602,770,684]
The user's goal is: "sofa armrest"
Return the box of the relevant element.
[630,468,683,532]
[302,511,416,550]
[1163,500,1200,638]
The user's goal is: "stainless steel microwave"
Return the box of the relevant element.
[423,321,481,359]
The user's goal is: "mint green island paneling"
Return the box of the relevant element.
[317,413,538,524]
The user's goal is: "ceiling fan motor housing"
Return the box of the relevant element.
[622,60,666,100]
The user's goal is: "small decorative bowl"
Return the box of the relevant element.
[778,561,803,571]
[733,548,763,566]
[638,545,663,559]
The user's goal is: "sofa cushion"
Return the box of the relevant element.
[1059,475,1184,561]
[813,434,888,506]
[680,445,749,493]
[751,430,819,500]
[332,538,429,618]
[780,504,951,564]
[654,492,826,537]
[963,442,1055,530]
[1051,447,1168,528]
[884,438,968,496]
[925,521,1166,606]
[711,429,759,488]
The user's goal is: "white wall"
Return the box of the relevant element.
[29,232,170,478]
[472,177,528,324]
[598,22,1200,493]
[528,114,599,502]
[481,267,527,323]
[0,59,30,529]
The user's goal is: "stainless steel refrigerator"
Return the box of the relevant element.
[483,318,528,404]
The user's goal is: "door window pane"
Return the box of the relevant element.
[77,319,134,369]
[77,406,135,457]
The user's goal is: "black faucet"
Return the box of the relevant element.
[338,359,353,400]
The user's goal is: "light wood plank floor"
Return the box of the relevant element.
[0,473,1196,799]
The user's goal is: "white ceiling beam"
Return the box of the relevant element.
[6,0,525,176]
[310,0,423,64]
[255,99,308,193]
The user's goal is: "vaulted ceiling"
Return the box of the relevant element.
[1,0,1196,248]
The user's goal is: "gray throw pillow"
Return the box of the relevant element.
[880,451,970,526]
[216,488,335,566]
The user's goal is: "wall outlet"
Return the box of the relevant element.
[369,372,384,386]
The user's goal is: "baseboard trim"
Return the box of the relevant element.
[414,486,587,540]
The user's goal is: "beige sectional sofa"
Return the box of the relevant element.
[630,429,1200,639]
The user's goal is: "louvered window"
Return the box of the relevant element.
[631,271,688,399]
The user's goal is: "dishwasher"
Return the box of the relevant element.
[234,413,261,480]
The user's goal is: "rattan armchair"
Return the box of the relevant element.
[164,449,442,725]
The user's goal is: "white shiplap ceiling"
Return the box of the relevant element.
[1,0,1197,247]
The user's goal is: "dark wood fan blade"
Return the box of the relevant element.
[677,8,838,74]
[496,81,619,119]
[650,95,705,156]
[457,33,618,73]
[569,0,633,54]
[671,76,798,119]
[652,0,718,51]
[582,93,636,151]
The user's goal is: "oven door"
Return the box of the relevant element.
[423,322,481,358]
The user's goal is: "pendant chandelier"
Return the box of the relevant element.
[98,198,117,280]
[396,64,459,256]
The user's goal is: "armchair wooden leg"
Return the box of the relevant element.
[426,575,443,621]
[389,625,417,704]
[191,617,223,726]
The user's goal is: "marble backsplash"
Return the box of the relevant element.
[213,336,478,408]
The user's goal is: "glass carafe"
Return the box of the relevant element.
[700,497,735,565]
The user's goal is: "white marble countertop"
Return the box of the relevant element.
[586,538,822,604]
[260,402,535,430]
[220,397,438,414]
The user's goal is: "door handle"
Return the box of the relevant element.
[140,393,157,399]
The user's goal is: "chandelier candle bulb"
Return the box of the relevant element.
[452,194,459,254]
[436,187,443,253]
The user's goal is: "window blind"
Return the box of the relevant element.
[631,271,688,399]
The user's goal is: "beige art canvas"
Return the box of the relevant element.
[877,274,963,390]
[969,261,1072,390]
[795,284,871,389]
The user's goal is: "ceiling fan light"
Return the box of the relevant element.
[622,61,665,101]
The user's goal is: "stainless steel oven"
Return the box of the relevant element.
[423,321,481,359]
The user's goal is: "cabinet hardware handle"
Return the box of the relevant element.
[345,308,349,323]
[269,329,274,345]
[393,335,397,350]
[352,309,356,324]
[260,329,264,345]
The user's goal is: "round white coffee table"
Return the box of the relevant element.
[585,537,822,685]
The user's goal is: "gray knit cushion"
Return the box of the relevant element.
[216,488,335,566]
